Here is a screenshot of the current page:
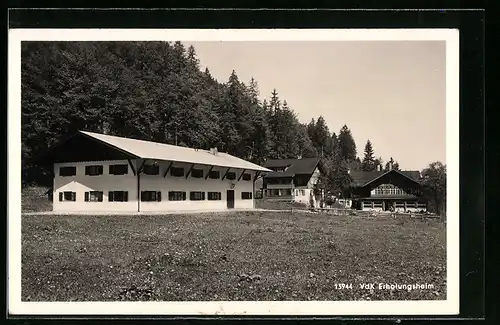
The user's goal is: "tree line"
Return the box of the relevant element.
[21,41,446,216]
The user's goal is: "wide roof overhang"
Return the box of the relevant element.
[40,131,272,172]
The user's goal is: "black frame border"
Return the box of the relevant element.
[5,8,485,322]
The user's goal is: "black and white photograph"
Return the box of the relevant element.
[9,28,460,316]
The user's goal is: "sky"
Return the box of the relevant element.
[187,41,446,171]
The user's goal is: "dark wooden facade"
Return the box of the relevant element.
[349,169,427,212]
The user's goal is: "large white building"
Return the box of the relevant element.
[44,131,271,213]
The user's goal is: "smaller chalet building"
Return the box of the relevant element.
[261,158,325,206]
[42,131,271,213]
[349,169,427,212]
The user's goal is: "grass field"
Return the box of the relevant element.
[22,211,446,302]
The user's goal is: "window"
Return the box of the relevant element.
[109,164,128,175]
[168,191,186,201]
[59,166,76,177]
[143,164,160,175]
[84,191,103,202]
[85,165,103,176]
[208,170,220,179]
[300,189,306,196]
[226,172,236,180]
[170,167,184,177]
[59,191,76,201]
[191,169,204,178]
[208,192,222,200]
[190,191,205,201]
[242,173,251,181]
[141,191,161,202]
[108,191,128,202]
[241,192,253,200]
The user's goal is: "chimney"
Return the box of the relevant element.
[389,162,393,170]
[210,147,218,155]
[297,154,302,159]
[347,168,351,175]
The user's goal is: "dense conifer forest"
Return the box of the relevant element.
[21,41,445,213]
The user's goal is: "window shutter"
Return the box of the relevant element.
[124,192,128,202]
[157,191,161,202]
[108,191,114,202]
[98,192,103,202]
[85,192,89,202]
[59,192,63,201]
[182,192,186,200]
[99,166,103,175]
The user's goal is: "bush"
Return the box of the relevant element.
[22,186,53,212]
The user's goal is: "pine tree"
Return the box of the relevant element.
[312,116,333,158]
[338,125,357,161]
[361,140,376,171]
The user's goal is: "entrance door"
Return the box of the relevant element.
[227,190,235,209]
[385,200,394,211]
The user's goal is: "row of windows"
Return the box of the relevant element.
[58,191,253,202]
[59,164,252,180]
[265,189,308,196]
[362,201,424,208]
[60,165,128,177]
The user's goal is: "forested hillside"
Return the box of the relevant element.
[21,41,396,195]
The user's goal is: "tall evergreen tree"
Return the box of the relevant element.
[338,125,357,161]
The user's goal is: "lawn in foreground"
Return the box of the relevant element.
[22,211,446,301]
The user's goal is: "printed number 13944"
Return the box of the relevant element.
[334,283,353,289]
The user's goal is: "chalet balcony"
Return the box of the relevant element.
[369,193,418,199]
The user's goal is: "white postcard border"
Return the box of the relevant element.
[8,28,460,316]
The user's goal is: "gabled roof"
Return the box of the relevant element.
[48,131,272,172]
[263,158,321,178]
[349,169,421,187]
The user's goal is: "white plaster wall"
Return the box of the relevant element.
[53,160,138,212]
[53,159,256,213]
[293,188,313,205]
[139,161,255,212]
